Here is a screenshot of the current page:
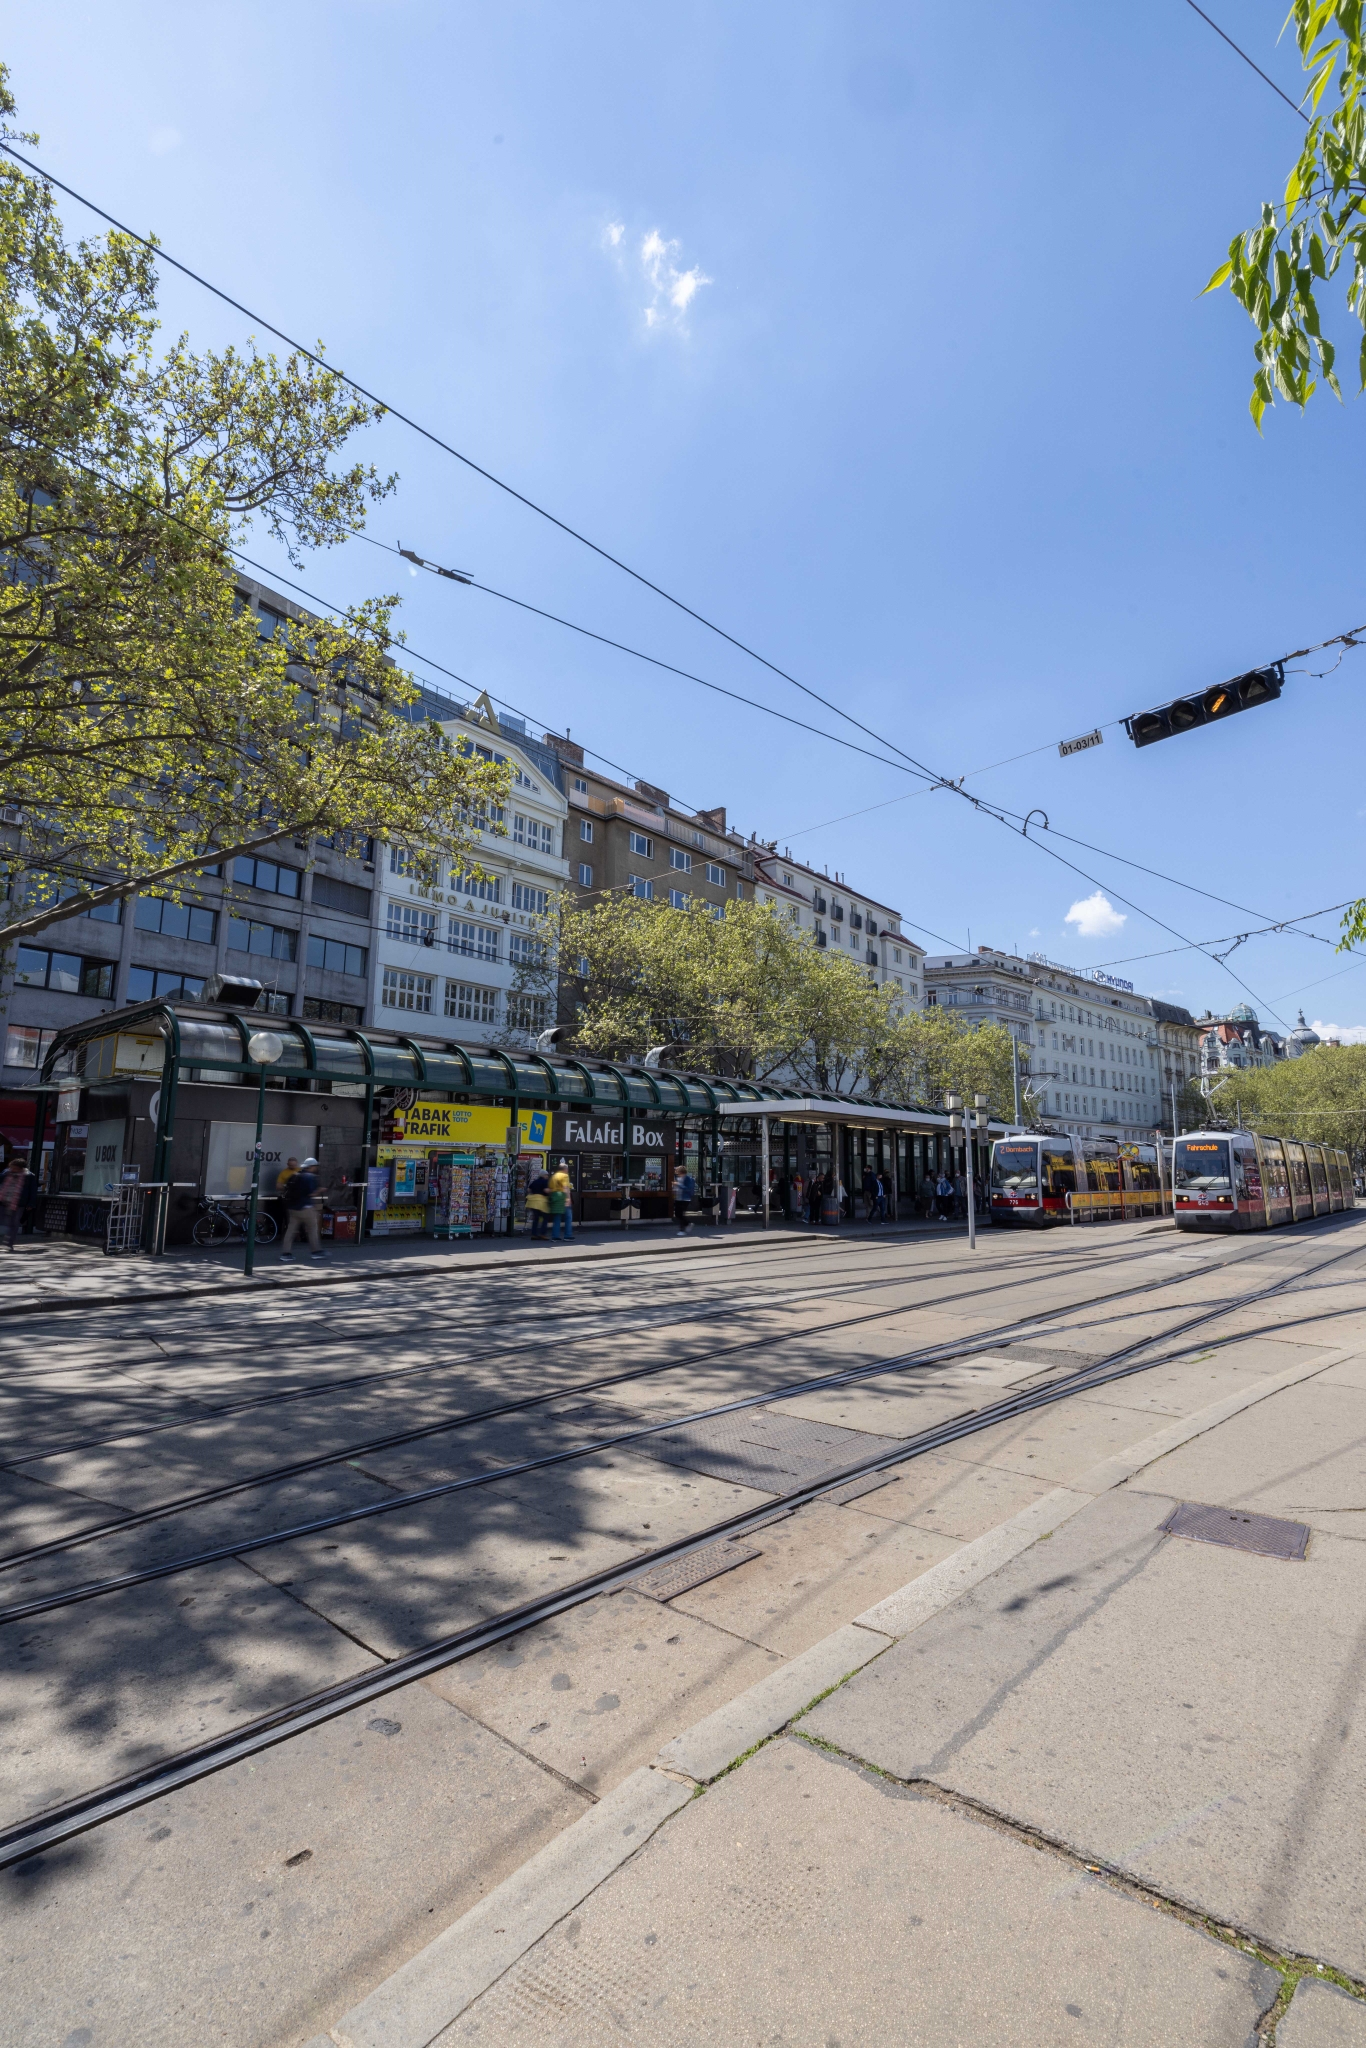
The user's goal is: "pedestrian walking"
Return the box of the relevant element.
[920,1171,938,1221]
[526,1165,550,1237]
[861,1167,878,1221]
[548,1159,574,1243]
[871,1172,888,1223]
[0,1155,27,1250]
[279,1157,324,1260]
[674,1166,697,1233]
[808,1172,825,1227]
[934,1170,955,1222]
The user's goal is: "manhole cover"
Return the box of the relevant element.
[1163,1501,1309,1560]
[629,1539,761,1601]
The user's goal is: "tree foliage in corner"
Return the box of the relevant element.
[0,68,506,945]
[1211,1043,1366,1157]
[1205,2,1366,429]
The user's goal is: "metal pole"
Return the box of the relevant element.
[1011,1034,1021,1127]
[761,1115,770,1231]
[243,1063,267,1278]
[965,1129,976,1249]
[621,1112,631,1233]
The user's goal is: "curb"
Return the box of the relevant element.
[304,1338,1360,2048]
[0,1217,951,1324]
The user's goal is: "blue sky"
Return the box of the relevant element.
[13,2,1366,1034]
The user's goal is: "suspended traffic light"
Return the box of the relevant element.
[1123,665,1284,748]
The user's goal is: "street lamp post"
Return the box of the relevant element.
[946,1092,973,1249]
[243,1029,283,1277]
[973,1094,990,1245]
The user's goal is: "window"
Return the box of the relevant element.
[509,932,546,965]
[893,946,902,964]
[5,1025,56,1069]
[507,993,550,1033]
[710,903,725,922]
[135,895,217,944]
[452,870,502,902]
[381,968,434,1013]
[629,831,653,858]
[511,882,548,914]
[227,918,297,961]
[513,767,539,791]
[15,946,112,995]
[578,863,593,888]
[445,979,497,1024]
[126,966,205,1002]
[310,873,372,918]
[306,934,367,977]
[705,862,725,886]
[25,874,122,924]
[670,888,687,909]
[628,874,654,900]
[783,872,794,887]
[579,819,594,842]
[385,902,438,945]
[788,904,800,922]
[256,603,286,639]
[302,996,364,1025]
[448,919,499,961]
[573,776,588,793]
[670,848,692,872]
[389,845,415,877]
[513,814,555,854]
[232,855,301,897]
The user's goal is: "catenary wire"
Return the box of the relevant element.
[1183,0,1311,121]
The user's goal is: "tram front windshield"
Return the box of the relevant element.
[1174,1139,1231,1192]
[991,1144,1039,1193]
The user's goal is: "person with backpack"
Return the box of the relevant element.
[674,1166,697,1233]
[0,1155,28,1250]
[934,1169,955,1222]
[526,1165,550,1238]
[548,1159,574,1242]
[279,1157,324,1260]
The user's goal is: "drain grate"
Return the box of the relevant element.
[1163,1501,1309,1560]
[629,1539,761,1601]
[636,1407,905,1494]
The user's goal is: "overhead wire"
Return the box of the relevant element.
[1183,0,1311,121]
[4,145,1350,1013]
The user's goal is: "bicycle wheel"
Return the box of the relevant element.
[192,1209,232,1245]
[253,1211,278,1243]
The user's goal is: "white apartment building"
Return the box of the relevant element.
[925,945,1162,1142]
[371,698,569,1043]
[750,847,923,1007]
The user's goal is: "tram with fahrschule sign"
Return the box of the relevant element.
[1172,1131,1355,1231]
[988,1133,1164,1227]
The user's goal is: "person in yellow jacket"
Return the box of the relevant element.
[548,1160,574,1243]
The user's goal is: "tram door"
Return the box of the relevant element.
[1306,1145,1331,1216]
[1230,1137,1266,1230]
[1255,1136,1292,1225]
[1285,1142,1312,1221]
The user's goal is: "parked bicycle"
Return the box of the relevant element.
[191,1194,278,1246]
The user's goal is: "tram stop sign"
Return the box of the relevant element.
[1123,664,1283,748]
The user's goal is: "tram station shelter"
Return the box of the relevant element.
[28,999,1000,1246]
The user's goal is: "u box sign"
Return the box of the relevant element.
[552,1114,674,1152]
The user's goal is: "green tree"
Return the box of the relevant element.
[868,1005,1024,1123]
[1205,3,1366,429]
[1210,1043,1366,1157]
[540,892,905,1088]
[0,68,505,942]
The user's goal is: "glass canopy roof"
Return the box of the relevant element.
[40,998,941,1119]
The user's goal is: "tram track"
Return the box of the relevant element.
[0,1228,1349,1622]
[2,1226,1361,1871]
[0,1229,1183,1470]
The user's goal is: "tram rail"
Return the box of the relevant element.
[1,1227,1361,1871]
[1,1226,1190,1471]
[1,1228,1353,1621]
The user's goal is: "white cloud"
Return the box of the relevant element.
[1309,1019,1366,1044]
[1064,891,1127,940]
[604,220,625,248]
[639,226,711,330]
[148,126,181,155]
[1028,927,1040,937]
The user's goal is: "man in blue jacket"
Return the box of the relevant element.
[279,1156,324,1261]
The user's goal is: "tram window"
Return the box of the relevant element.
[1040,1147,1076,1193]
[1174,1140,1230,1191]
[991,1145,1038,1192]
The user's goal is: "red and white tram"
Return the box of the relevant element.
[1172,1131,1355,1231]
[988,1134,1163,1227]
